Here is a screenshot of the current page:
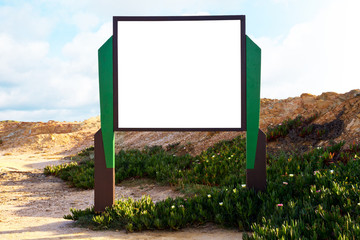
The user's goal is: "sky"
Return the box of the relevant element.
[0,0,359,122]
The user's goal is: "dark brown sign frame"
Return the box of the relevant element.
[112,15,246,132]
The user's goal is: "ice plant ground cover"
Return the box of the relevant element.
[266,113,337,142]
[45,127,360,238]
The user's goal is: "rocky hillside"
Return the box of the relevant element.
[261,90,360,144]
[0,90,359,156]
[0,117,100,156]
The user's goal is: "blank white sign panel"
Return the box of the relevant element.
[117,19,242,129]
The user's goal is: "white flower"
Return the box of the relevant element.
[219,202,223,206]
[233,188,237,193]
[330,170,334,174]
[207,194,211,198]
[171,205,175,209]
[241,184,246,188]
[212,155,215,158]
[289,174,294,177]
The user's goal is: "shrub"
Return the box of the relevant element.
[61,139,360,238]
[266,113,320,141]
[44,161,94,189]
[45,135,247,190]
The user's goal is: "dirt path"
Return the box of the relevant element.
[0,154,243,239]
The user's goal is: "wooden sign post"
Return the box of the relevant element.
[94,16,265,211]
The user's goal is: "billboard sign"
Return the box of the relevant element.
[113,16,246,131]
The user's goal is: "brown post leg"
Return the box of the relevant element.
[94,129,115,212]
[246,129,267,191]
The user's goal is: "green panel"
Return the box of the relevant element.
[246,35,261,169]
[98,36,115,168]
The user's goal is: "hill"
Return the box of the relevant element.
[1,89,359,157]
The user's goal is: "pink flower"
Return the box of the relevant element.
[277,204,283,207]
[316,190,321,193]
[314,171,320,175]
[283,182,288,185]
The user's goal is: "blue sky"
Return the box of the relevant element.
[0,0,359,122]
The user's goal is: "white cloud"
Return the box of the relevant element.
[182,12,210,16]
[271,0,291,4]
[0,33,49,75]
[271,0,299,5]
[255,0,360,99]
[72,12,100,32]
[54,0,244,16]
[62,22,111,62]
[0,4,54,40]
[0,21,112,121]
[0,108,98,122]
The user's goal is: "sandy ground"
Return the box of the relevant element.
[0,118,245,239]
[0,153,244,239]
